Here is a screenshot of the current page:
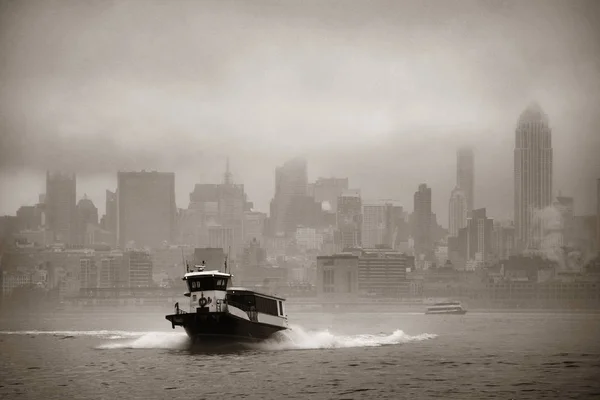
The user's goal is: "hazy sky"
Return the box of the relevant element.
[1,0,599,226]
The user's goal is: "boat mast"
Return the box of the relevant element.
[181,247,186,274]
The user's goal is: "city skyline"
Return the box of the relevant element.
[1,0,599,224]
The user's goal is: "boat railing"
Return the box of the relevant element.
[174,303,187,315]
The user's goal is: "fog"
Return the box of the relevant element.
[1,0,599,223]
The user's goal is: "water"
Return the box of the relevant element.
[1,311,599,399]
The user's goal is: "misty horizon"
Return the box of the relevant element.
[1,0,599,224]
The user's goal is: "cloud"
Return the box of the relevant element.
[0,0,599,220]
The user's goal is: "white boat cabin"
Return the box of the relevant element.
[183,266,232,313]
[225,287,287,328]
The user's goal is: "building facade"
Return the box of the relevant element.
[316,254,359,297]
[336,190,362,250]
[357,249,408,297]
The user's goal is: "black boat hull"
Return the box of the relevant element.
[165,312,286,343]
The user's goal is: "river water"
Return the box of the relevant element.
[1,311,599,399]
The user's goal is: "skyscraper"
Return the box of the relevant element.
[448,187,467,237]
[117,171,176,249]
[269,157,308,235]
[466,208,493,262]
[76,195,98,245]
[361,200,404,249]
[336,189,362,250]
[362,202,387,248]
[46,171,77,244]
[514,103,553,251]
[413,184,432,256]
[457,147,474,214]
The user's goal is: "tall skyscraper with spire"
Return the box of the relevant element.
[457,147,474,214]
[514,103,553,251]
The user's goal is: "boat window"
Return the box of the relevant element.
[227,293,279,317]
[255,296,278,316]
[187,277,228,292]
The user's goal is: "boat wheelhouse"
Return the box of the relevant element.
[165,263,289,343]
[425,301,467,315]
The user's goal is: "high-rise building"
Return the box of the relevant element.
[492,221,516,261]
[362,203,387,248]
[117,171,176,249]
[76,195,98,245]
[218,182,246,257]
[457,147,474,214]
[185,160,247,256]
[466,208,493,262]
[514,104,553,251]
[336,189,362,250]
[269,158,308,236]
[361,200,404,249]
[46,171,77,244]
[413,184,432,257]
[448,187,468,237]
[243,211,267,246]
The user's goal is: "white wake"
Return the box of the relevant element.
[96,332,189,350]
[254,325,437,351]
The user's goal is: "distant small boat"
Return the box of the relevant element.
[425,301,467,315]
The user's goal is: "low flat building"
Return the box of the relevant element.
[316,254,359,299]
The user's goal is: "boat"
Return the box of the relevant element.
[165,261,289,343]
[425,301,467,315]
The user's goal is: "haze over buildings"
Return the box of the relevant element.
[0,0,599,224]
